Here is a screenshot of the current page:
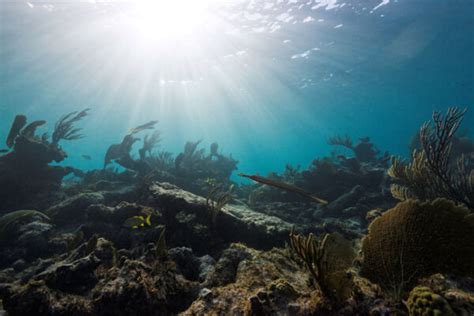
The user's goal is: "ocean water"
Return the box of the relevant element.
[0,0,473,177]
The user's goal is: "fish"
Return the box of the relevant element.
[122,214,152,229]
[238,173,328,205]
[0,149,9,153]
[128,120,158,135]
[81,154,92,160]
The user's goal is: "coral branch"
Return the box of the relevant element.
[389,107,474,211]
[52,108,90,145]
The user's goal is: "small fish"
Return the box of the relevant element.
[81,154,92,160]
[238,173,329,205]
[0,149,9,153]
[122,214,152,229]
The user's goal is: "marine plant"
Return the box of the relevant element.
[156,227,167,259]
[389,107,474,211]
[206,185,233,228]
[52,108,90,145]
[149,151,174,171]
[289,228,355,301]
[360,198,474,299]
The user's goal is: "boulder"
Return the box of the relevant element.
[149,183,293,250]
[47,193,104,225]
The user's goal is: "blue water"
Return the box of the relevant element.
[1,0,473,178]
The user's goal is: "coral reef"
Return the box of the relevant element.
[0,107,473,315]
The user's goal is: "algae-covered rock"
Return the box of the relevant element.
[407,286,455,316]
[0,210,50,243]
[361,198,474,296]
[0,280,91,316]
[149,182,293,250]
[47,193,104,225]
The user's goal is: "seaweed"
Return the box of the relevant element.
[389,107,474,211]
[52,108,90,145]
[206,185,233,228]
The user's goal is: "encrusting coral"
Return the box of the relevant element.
[407,286,455,316]
[361,198,474,298]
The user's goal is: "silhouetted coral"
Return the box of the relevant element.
[0,112,88,212]
[328,135,383,163]
[52,108,90,145]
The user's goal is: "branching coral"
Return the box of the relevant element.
[52,108,90,145]
[328,135,380,162]
[328,134,353,149]
[289,229,355,301]
[139,130,161,161]
[389,107,474,211]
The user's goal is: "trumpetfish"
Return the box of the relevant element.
[238,173,328,205]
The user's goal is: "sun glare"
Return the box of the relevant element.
[129,0,216,41]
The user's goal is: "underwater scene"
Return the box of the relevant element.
[0,0,473,315]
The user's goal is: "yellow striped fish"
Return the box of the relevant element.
[122,214,152,229]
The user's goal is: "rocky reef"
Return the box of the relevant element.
[0,107,473,315]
